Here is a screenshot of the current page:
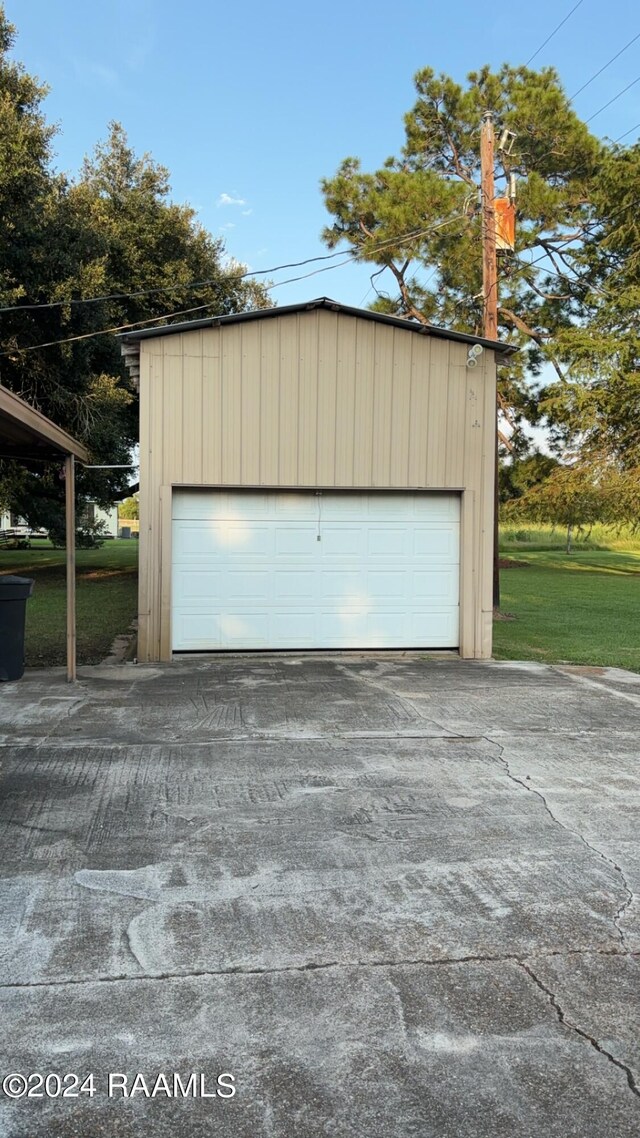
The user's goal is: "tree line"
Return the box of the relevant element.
[2,6,638,542]
[0,8,269,536]
[320,64,640,535]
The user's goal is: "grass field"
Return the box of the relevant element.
[499,522,640,553]
[0,540,138,667]
[1,526,638,672]
[494,527,640,670]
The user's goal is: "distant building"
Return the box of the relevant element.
[83,502,118,538]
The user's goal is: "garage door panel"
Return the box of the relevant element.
[219,571,271,603]
[412,528,459,558]
[175,614,222,648]
[211,524,271,555]
[408,609,459,641]
[272,571,316,600]
[318,573,365,600]
[269,612,317,642]
[172,524,221,556]
[274,526,317,555]
[172,491,256,521]
[412,494,459,520]
[272,493,317,518]
[319,527,363,556]
[366,528,408,556]
[174,522,272,557]
[364,570,407,598]
[178,570,223,599]
[172,491,460,650]
[413,570,459,603]
[219,613,270,645]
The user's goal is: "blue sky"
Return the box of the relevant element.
[8,0,640,309]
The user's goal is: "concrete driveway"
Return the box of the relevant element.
[0,655,639,1136]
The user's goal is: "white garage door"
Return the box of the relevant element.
[171,491,460,651]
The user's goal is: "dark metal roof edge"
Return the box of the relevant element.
[119,297,516,356]
[0,383,90,461]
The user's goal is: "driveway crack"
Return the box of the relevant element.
[484,736,634,947]
[2,946,638,990]
[519,960,640,1100]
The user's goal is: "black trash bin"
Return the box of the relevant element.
[0,575,34,682]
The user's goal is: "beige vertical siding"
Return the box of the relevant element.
[137,308,497,662]
[389,329,412,485]
[297,310,318,483]
[352,319,375,485]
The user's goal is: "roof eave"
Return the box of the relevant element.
[118,297,517,363]
[0,384,90,463]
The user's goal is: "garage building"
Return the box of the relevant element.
[120,298,513,662]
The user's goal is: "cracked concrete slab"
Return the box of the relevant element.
[2,961,640,1137]
[0,656,639,1136]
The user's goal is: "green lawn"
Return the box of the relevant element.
[494,549,640,672]
[499,521,640,553]
[0,539,138,667]
[2,529,639,673]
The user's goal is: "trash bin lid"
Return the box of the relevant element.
[0,575,34,600]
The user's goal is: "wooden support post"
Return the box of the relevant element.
[481,110,500,610]
[65,453,76,682]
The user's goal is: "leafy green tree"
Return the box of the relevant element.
[322,65,601,437]
[507,466,605,553]
[118,495,139,520]
[499,451,558,504]
[506,462,637,552]
[321,62,640,513]
[0,7,270,537]
[540,144,640,472]
[0,8,54,309]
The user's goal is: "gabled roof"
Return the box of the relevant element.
[119,297,516,367]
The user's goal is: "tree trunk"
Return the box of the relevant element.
[566,524,573,554]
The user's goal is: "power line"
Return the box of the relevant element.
[0,222,457,316]
[615,120,640,142]
[0,212,468,358]
[7,189,637,362]
[511,196,640,305]
[0,249,354,315]
[570,31,640,100]
[585,73,640,123]
[525,0,585,66]
[0,260,352,358]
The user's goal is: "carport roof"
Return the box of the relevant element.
[0,384,89,463]
[119,296,517,357]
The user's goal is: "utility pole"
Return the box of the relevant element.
[480,109,500,609]
[480,111,498,339]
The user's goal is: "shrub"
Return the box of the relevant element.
[49,518,107,549]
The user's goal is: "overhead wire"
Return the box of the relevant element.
[3,86,638,361]
[615,120,640,142]
[525,0,585,66]
[523,18,640,138]
[0,221,459,316]
[0,212,469,358]
[569,31,640,100]
[0,260,353,358]
[4,46,640,343]
[585,73,640,123]
[7,191,637,360]
[508,195,640,308]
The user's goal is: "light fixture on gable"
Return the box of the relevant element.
[466,343,484,369]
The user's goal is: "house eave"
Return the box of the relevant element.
[118,296,517,387]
